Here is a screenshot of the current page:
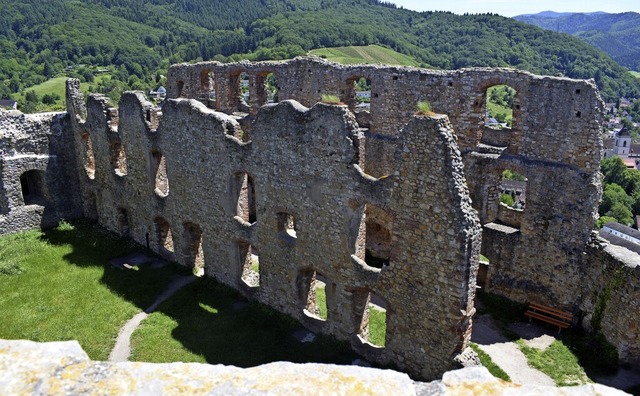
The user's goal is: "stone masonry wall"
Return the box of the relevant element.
[0,109,82,234]
[65,76,481,380]
[3,56,637,373]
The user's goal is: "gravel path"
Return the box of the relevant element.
[109,274,197,362]
[478,341,556,387]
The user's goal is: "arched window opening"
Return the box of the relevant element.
[356,291,387,348]
[111,140,127,176]
[81,133,96,179]
[154,217,174,258]
[231,172,257,224]
[151,150,169,197]
[484,85,517,130]
[184,222,205,276]
[20,170,46,206]
[302,269,328,321]
[237,241,259,288]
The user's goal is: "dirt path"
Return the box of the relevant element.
[108,274,197,362]
[478,341,556,387]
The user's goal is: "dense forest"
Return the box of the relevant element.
[1,0,639,108]
[515,11,640,71]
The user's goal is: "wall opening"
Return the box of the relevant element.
[81,133,96,179]
[347,76,372,129]
[177,81,185,97]
[232,172,257,224]
[151,150,169,197]
[477,253,490,289]
[499,169,527,210]
[257,72,278,105]
[277,212,297,238]
[238,72,250,111]
[19,170,46,206]
[154,217,174,258]
[111,140,128,176]
[302,269,328,321]
[484,85,517,129]
[200,69,216,108]
[356,291,387,347]
[117,207,130,236]
[184,222,205,276]
[354,203,392,270]
[236,241,260,288]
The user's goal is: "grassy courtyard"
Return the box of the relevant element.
[0,220,356,366]
[0,221,178,359]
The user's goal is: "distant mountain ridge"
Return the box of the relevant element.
[1,0,639,105]
[514,11,640,71]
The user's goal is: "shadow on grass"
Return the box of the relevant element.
[477,291,621,380]
[40,220,357,367]
[140,278,358,367]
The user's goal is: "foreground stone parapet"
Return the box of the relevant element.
[0,340,628,395]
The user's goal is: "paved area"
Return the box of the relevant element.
[479,340,556,387]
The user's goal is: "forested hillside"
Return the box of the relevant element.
[1,0,639,109]
[515,12,640,72]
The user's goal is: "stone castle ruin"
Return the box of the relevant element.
[0,57,638,379]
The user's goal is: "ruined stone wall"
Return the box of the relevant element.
[0,109,82,234]
[4,56,636,373]
[65,78,481,380]
[582,238,640,366]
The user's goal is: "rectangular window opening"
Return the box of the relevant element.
[277,212,297,238]
[233,172,257,224]
[151,150,169,197]
[154,217,174,258]
[184,222,205,276]
[303,270,328,321]
[357,291,387,348]
[238,241,260,288]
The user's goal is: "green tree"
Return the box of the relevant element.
[596,215,617,229]
[599,183,633,216]
[601,156,627,187]
[500,193,514,207]
[606,202,634,226]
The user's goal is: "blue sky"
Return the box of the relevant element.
[389,0,638,17]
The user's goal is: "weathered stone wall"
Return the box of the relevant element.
[582,237,640,366]
[0,110,82,234]
[65,76,481,379]
[167,58,604,312]
[4,56,638,373]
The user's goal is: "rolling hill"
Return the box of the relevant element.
[1,0,639,107]
[514,11,640,71]
[309,45,419,66]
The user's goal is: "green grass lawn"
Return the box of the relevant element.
[130,278,356,366]
[368,304,386,347]
[517,339,590,386]
[470,343,510,381]
[310,45,419,66]
[0,220,183,360]
[13,73,112,110]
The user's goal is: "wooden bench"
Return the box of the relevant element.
[524,302,573,332]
